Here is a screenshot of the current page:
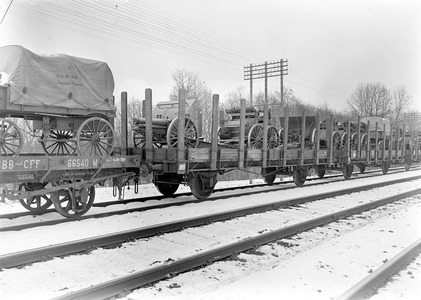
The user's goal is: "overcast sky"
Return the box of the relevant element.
[1,0,420,112]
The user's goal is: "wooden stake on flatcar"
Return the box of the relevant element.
[145,89,153,162]
[375,122,379,164]
[177,88,186,164]
[211,94,219,170]
[366,120,370,165]
[121,91,128,155]
[239,99,246,169]
[282,107,289,167]
[300,110,305,166]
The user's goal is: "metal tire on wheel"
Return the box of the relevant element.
[293,168,306,186]
[248,124,264,149]
[0,118,23,156]
[18,182,53,213]
[41,130,76,156]
[156,182,179,197]
[76,117,115,156]
[53,185,95,218]
[167,117,199,148]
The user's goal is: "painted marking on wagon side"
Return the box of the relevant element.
[1,159,41,170]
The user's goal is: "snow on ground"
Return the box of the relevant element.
[0,170,420,299]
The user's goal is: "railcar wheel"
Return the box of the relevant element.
[267,126,279,148]
[167,117,199,148]
[189,174,217,199]
[248,124,264,149]
[343,164,353,180]
[18,182,53,213]
[52,185,95,218]
[315,165,326,178]
[263,174,276,185]
[41,130,76,156]
[76,117,115,156]
[133,131,162,148]
[156,182,179,197]
[381,161,390,174]
[358,164,366,174]
[0,118,23,156]
[293,168,306,186]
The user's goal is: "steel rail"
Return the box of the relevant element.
[1,178,420,269]
[51,188,421,300]
[0,166,412,220]
[337,238,421,300]
[0,167,416,232]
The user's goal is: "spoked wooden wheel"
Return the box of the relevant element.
[332,131,341,150]
[53,184,95,218]
[133,131,162,148]
[167,117,199,148]
[248,124,264,149]
[18,182,53,213]
[360,134,368,150]
[267,126,279,148]
[76,117,115,156]
[41,130,76,156]
[0,118,23,156]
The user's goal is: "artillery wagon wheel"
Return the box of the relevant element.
[248,124,264,149]
[76,117,115,156]
[360,133,368,150]
[18,182,53,213]
[133,131,162,148]
[332,131,341,150]
[0,118,23,156]
[278,128,284,144]
[340,132,359,150]
[167,117,199,148]
[52,183,95,218]
[267,126,280,148]
[41,130,76,156]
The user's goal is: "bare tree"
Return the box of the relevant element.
[170,68,214,141]
[170,69,206,101]
[347,82,392,118]
[392,85,413,125]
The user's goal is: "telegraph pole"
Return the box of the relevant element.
[244,59,288,106]
[280,59,288,106]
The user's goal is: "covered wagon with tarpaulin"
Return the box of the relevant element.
[0,45,117,156]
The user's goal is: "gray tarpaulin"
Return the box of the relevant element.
[0,45,116,116]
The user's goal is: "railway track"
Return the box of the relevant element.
[3,175,420,297]
[338,238,421,300]
[47,185,421,300]
[0,166,416,232]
